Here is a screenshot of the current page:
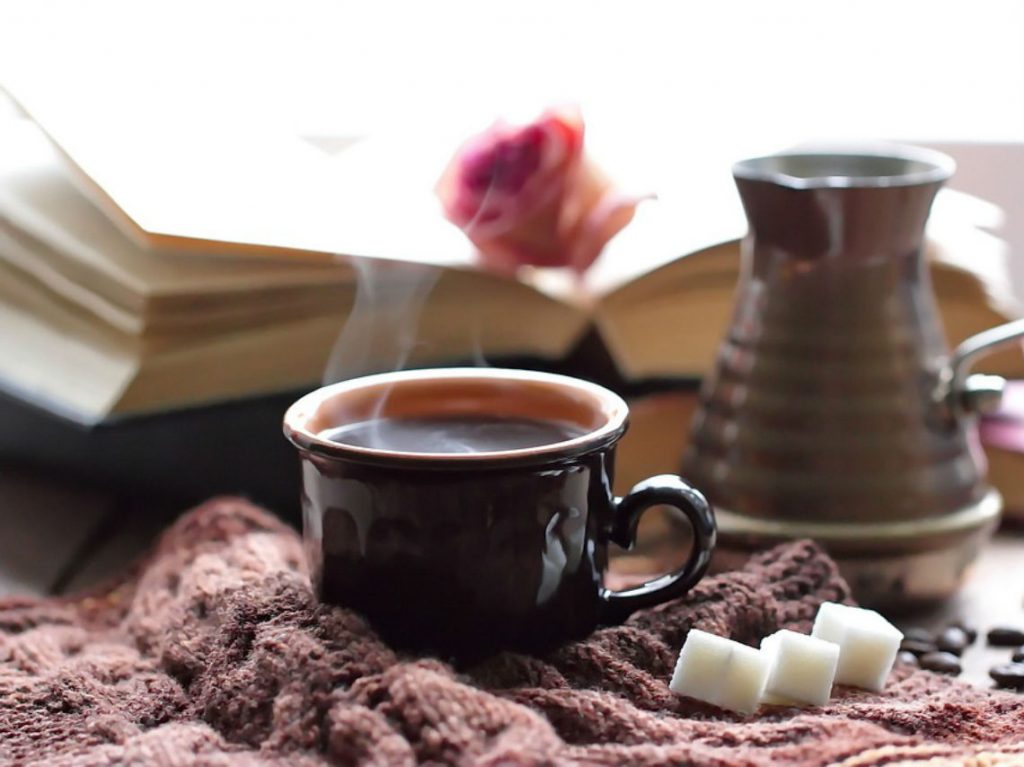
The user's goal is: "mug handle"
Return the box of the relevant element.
[600,474,717,623]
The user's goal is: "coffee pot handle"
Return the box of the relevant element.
[938,317,1024,417]
[600,475,717,622]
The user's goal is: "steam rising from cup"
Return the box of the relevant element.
[321,257,440,448]
[322,257,441,385]
[321,256,501,453]
[319,104,646,452]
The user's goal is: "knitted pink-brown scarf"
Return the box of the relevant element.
[1,498,1021,766]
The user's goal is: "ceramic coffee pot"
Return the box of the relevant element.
[683,147,1024,609]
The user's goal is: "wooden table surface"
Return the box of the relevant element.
[2,463,1023,691]
[892,528,1024,688]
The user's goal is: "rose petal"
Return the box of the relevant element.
[571,191,645,274]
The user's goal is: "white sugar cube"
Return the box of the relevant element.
[760,629,839,706]
[669,629,770,714]
[811,602,903,691]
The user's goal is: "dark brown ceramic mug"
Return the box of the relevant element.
[284,368,715,657]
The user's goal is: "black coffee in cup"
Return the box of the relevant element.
[319,415,587,454]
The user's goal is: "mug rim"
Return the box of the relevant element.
[283,367,630,469]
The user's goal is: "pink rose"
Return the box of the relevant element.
[436,106,643,275]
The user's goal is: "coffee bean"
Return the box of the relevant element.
[1013,647,1024,664]
[987,627,1024,647]
[989,662,1024,689]
[897,651,919,667]
[919,651,961,675]
[900,638,937,656]
[950,621,978,644]
[902,627,933,643]
[935,627,969,656]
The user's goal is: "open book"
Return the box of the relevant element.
[1,88,1021,424]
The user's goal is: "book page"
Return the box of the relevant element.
[1,77,476,268]
[0,118,355,298]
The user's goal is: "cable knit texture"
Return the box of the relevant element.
[1,497,1022,766]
